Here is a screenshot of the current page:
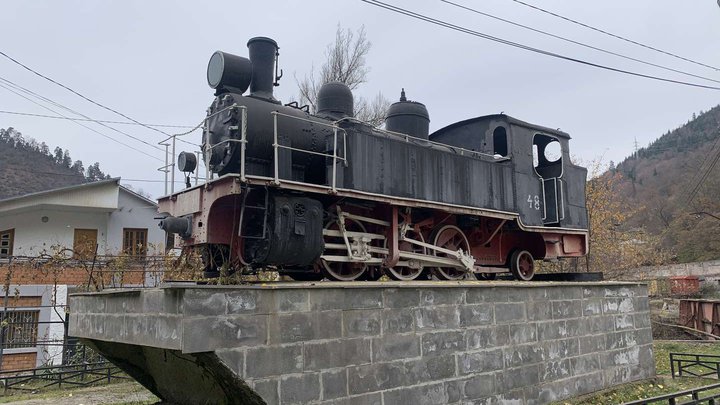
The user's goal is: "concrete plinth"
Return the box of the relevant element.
[68,281,655,405]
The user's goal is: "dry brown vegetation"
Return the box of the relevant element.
[613,105,720,263]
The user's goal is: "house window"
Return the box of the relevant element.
[123,228,148,256]
[1,310,39,349]
[73,229,98,260]
[0,229,14,258]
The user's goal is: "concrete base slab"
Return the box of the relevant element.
[69,281,655,405]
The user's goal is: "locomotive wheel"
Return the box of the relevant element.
[509,250,535,281]
[386,229,427,281]
[431,225,470,281]
[321,218,368,281]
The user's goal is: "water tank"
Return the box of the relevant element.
[317,81,354,119]
[385,89,430,139]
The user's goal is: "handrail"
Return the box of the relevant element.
[158,104,244,194]
[337,117,508,162]
[270,111,347,191]
[160,105,513,195]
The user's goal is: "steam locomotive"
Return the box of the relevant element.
[158,36,589,282]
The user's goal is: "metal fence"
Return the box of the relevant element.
[0,360,127,394]
[622,382,720,405]
[671,353,720,379]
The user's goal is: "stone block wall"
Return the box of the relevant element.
[69,282,655,404]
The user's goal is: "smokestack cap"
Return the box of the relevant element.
[247,36,278,48]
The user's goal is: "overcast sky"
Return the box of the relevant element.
[1,0,719,198]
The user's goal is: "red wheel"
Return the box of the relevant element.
[431,225,470,281]
[386,228,427,281]
[510,250,535,281]
[321,218,368,281]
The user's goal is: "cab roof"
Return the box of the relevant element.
[429,114,572,140]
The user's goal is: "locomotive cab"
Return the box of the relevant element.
[430,115,588,231]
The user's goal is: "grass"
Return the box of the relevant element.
[654,341,720,375]
[552,341,720,404]
[0,381,156,404]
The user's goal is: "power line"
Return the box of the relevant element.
[5,168,196,184]
[0,77,198,148]
[0,76,166,152]
[0,82,163,161]
[508,0,720,72]
[359,0,720,90]
[441,0,720,85]
[0,110,194,128]
[685,128,720,205]
[0,50,174,137]
[0,77,198,147]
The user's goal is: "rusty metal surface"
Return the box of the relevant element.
[679,299,720,338]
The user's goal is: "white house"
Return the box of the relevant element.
[0,178,164,370]
[0,178,164,258]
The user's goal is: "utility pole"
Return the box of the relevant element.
[633,137,639,158]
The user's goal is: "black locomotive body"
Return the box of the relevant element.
[158,37,588,281]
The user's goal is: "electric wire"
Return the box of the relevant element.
[359,0,720,91]
[685,128,720,205]
[441,0,720,85]
[0,76,166,152]
[508,0,720,72]
[0,50,176,137]
[3,168,196,184]
[0,110,194,128]
[0,81,163,161]
[0,77,198,147]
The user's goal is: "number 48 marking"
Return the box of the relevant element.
[527,195,540,210]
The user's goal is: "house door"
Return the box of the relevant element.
[73,229,97,259]
[533,135,564,225]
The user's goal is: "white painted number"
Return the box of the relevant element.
[527,195,541,210]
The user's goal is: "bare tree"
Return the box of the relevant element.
[296,24,389,127]
[355,92,391,127]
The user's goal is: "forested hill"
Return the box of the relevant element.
[613,105,720,263]
[0,127,110,200]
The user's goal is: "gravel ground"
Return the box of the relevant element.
[0,382,157,405]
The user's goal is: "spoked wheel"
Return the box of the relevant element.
[431,225,470,281]
[509,250,535,281]
[321,218,368,281]
[386,228,427,281]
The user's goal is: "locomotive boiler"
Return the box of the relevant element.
[158,36,589,282]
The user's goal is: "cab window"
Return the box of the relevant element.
[533,134,562,178]
[492,127,508,158]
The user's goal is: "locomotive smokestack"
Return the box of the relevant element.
[247,37,280,103]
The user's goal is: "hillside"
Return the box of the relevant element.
[0,127,109,200]
[613,105,720,263]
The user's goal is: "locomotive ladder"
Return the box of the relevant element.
[238,187,269,240]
